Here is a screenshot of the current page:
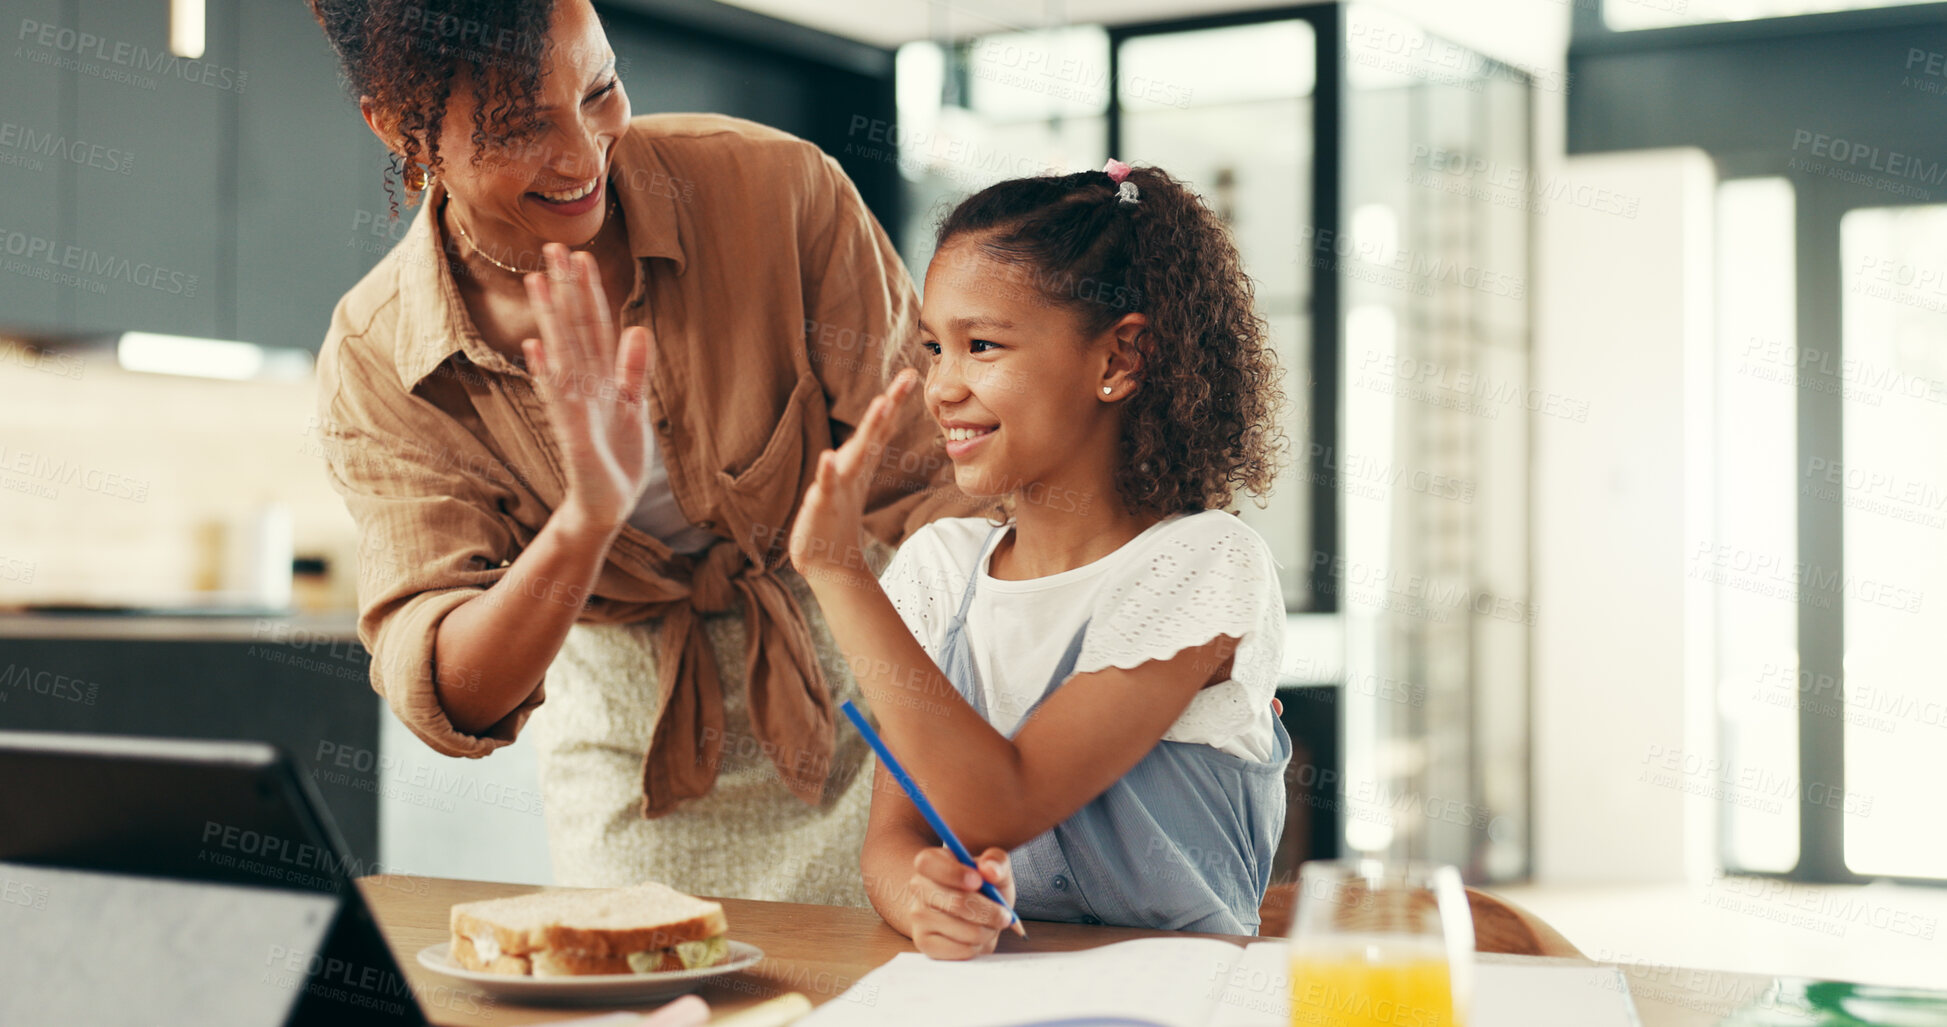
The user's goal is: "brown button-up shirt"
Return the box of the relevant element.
[315,113,978,813]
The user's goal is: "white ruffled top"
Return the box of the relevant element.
[879,510,1286,762]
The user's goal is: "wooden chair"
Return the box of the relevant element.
[1257,881,1584,958]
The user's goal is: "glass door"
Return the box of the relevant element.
[1336,4,1534,881]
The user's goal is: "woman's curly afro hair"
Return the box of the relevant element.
[935,166,1289,518]
[307,0,558,216]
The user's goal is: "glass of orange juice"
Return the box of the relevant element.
[1286,859,1474,1027]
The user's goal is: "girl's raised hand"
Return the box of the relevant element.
[787,368,919,586]
[907,846,1016,961]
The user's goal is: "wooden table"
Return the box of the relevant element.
[358,875,1783,1026]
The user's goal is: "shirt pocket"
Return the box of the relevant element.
[714,369,828,562]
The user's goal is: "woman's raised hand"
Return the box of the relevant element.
[521,243,655,537]
[788,368,918,586]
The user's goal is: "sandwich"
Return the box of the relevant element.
[450,881,730,977]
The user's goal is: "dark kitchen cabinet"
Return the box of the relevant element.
[0,1,898,353]
[607,21,812,141]
[0,0,76,333]
[3,0,389,349]
[67,0,230,340]
[234,0,387,352]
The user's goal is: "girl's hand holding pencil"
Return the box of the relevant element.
[906,845,1018,961]
[788,368,920,588]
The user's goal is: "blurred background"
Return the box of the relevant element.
[2,0,1944,990]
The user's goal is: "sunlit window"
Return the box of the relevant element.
[892,29,1109,275]
[1838,203,1947,881]
[1711,177,1799,874]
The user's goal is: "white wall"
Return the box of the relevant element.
[0,339,358,611]
[377,713,555,886]
[1531,149,1718,884]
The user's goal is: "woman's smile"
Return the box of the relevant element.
[527,173,605,216]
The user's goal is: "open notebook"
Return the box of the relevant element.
[797,938,1642,1027]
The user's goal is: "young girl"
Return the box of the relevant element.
[788,159,1290,958]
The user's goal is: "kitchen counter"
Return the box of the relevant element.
[0,610,357,642]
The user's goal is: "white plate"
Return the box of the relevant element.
[416,940,764,1004]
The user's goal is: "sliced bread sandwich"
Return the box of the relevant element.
[450,881,730,977]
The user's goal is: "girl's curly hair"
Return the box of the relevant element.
[936,166,1288,517]
[306,0,557,218]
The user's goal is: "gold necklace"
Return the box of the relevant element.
[444,191,617,276]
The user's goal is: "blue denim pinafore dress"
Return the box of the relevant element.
[934,524,1292,935]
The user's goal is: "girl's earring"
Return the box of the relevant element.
[1102,386,1113,395]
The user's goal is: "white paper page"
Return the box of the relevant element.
[797,938,1246,1027]
[1473,963,1643,1027]
[1209,943,1644,1027]
[1206,941,1288,1027]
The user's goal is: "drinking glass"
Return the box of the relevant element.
[1286,859,1474,1027]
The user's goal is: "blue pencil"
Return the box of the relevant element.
[839,699,1027,938]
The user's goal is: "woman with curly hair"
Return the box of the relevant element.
[787,159,1293,957]
[305,0,979,903]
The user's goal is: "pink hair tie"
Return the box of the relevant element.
[1102,158,1139,205]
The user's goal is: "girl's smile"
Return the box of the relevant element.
[941,420,999,457]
